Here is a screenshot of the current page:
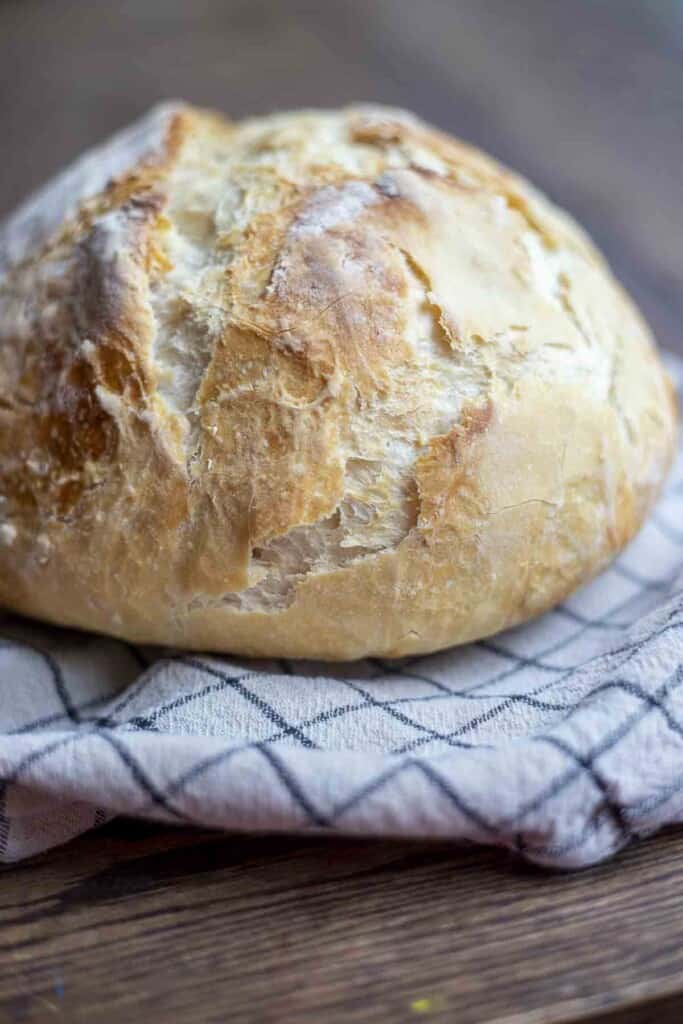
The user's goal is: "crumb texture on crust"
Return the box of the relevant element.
[0,103,677,658]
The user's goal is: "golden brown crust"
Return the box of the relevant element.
[0,103,677,658]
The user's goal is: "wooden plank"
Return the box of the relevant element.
[2,823,683,1023]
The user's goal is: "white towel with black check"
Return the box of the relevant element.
[2,358,682,869]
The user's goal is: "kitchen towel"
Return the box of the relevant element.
[2,358,681,869]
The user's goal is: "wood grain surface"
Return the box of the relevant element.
[1,2,682,1022]
[3,822,683,1024]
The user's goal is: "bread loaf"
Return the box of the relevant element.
[0,103,677,658]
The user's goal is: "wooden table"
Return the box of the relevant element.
[1,2,682,1021]
[3,823,683,1023]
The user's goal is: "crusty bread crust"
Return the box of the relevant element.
[0,104,677,658]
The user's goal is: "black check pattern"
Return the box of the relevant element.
[1,359,682,867]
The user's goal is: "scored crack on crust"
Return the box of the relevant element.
[0,103,678,659]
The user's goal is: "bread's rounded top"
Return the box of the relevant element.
[0,104,677,656]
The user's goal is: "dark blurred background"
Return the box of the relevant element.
[0,0,681,354]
